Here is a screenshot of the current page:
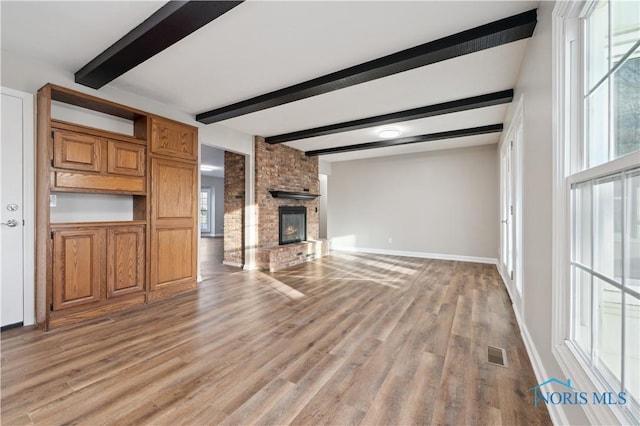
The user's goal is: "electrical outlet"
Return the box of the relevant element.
[49,194,56,207]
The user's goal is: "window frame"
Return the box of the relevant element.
[200,187,212,234]
[552,1,640,424]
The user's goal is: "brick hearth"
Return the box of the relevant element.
[256,240,329,272]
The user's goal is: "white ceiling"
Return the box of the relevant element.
[0,1,537,163]
[287,104,509,152]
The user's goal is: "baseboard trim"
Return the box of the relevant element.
[332,246,497,265]
[223,260,243,268]
[497,272,569,426]
[1,321,23,332]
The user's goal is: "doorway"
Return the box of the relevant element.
[199,145,242,280]
[500,138,514,282]
[500,98,523,312]
[1,87,35,328]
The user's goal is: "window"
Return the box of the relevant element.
[564,1,639,422]
[571,171,639,412]
[200,187,212,234]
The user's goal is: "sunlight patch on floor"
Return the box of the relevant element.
[256,272,306,300]
[274,274,401,289]
[332,252,419,275]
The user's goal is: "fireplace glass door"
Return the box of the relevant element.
[279,206,306,245]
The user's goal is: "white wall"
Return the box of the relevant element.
[319,159,332,175]
[50,193,133,223]
[498,3,588,424]
[200,175,224,236]
[328,144,499,262]
[319,174,328,238]
[199,126,253,156]
[0,48,254,156]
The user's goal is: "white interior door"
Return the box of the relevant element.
[1,92,25,327]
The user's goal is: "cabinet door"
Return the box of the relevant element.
[107,226,145,298]
[150,227,195,290]
[52,228,105,310]
[151,158,198,224]
[107,141,145,177]
[150,158,197,290]
[53,131,102,172]
[150,117,197,161]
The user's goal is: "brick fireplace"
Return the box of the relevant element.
[254,136,328,271]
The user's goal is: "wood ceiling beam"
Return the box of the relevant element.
[305,124,503,157]
[265,89,513,144]
[196,9,536,124]
[75,1,243,89]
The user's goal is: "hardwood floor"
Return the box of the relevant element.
[199,236,242,280]
[1,245,552,425]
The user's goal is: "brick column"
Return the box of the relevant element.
[223,151,245,267]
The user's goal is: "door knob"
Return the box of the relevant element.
[1,219,19,227]
[501,220,510,224]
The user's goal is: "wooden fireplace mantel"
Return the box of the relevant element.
[268,190,320,200]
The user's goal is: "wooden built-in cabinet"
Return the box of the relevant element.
[52,228,104,310]
[151,117,197,161]
[108,142,145,177]
[53,131,102,172]
[107,226,145,298]
[147,120,198,301]
[36,84,199,329]
[51,123,146,194]
[49,222,146,329]
[149,158,198,297]
[52,223,145,306]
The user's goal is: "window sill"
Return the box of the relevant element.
[553,340,638,425]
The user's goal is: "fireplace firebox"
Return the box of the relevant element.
[279,206,307,245]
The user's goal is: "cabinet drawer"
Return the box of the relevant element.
[53,131,102,172]
[55,171,145,193]
[108,141,145,176]
[151,117,197,161]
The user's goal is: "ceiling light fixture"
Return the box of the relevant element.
[200,165,217,171]
[378,128,401,139]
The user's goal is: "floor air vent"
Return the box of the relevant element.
[487,346,507,367]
